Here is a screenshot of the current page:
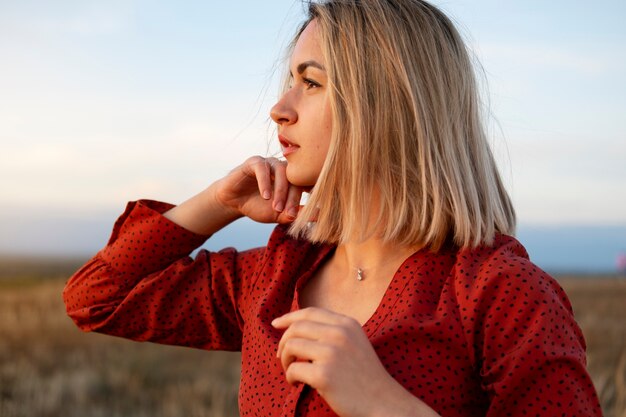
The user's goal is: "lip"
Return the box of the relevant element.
[279,134,300,157]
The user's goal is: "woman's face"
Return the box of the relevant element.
[270,20,332,187]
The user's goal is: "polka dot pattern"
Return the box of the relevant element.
[64,200,602,416]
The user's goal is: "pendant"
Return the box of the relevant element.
[357,268,364,281]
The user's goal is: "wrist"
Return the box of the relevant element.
[162,184,242,236]
[204,182,242,224]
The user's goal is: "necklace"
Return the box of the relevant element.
[356,268,364,281]
[350,245,421,282]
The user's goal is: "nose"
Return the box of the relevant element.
[270,93,297,126]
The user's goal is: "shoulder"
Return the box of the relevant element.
[450,234,576,337]
[450,234,581,355]
[208,224,330,271]
[452,234,561,297]
[255,223,333,275]
[265,223,316,253]
[454,234,532,274]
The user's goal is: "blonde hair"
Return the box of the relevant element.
[287,0,516,250]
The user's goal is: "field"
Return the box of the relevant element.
[0,257,624,417]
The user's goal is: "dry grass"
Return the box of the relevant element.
[0,271,623,416]
[0,279,241,417]
[559,277,626,417]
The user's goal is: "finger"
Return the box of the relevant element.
[271,159,289,212]
[276,186,304,224]
[279,337,332,372]
[272,307,354,329]
[249,157,272,200]
[283,184,303,220]
[285,362,337,399]
[276,320,335,358]
[284,361,318,387]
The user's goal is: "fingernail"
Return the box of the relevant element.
[287,207,298,218]
[263,190,271,200]
[271,318,278,327]
[275,201,284,212]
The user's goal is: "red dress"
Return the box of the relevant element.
[63,200,603,416]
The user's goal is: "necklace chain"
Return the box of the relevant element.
[350,246,421,282]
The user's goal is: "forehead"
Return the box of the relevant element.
[290,20,324,67]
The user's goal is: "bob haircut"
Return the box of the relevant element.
[286,0,516,251]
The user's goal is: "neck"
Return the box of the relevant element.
[332,238,421,283]
[329,187,420,282]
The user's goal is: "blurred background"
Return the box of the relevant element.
[1,0,625,271]
[0,1,624,416]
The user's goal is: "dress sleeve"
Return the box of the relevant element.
[63,200,264,351]
[456,238,602,417]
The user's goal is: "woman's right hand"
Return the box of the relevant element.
[214,156,305,225]
[163,156,305,236]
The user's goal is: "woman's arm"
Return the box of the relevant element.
[63,200,262,350]
[63,156,305,350]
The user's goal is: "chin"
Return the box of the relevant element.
[286,165,318,188]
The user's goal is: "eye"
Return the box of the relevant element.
[303,78,321,90]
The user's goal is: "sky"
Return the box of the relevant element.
[0,0,625,260]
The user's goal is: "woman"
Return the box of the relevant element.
[63,1,602,416]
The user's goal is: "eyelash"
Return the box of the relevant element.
[289,77,321,90]
[303,78,321,89]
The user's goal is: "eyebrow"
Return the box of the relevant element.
[296,60,326,74]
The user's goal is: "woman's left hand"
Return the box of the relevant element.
[272,307,441,417]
